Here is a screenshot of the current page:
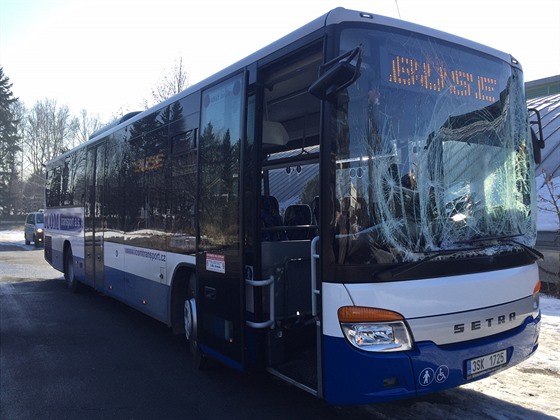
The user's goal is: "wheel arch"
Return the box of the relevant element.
[169,263,196,334]
[63,240,72,260]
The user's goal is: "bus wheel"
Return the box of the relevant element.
[184,274,210,370]
[65,248,79,293]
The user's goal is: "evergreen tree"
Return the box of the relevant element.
[0,67,21,215]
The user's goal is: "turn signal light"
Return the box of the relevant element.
[338,306,404,323]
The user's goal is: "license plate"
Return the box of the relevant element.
[466,349,507,378]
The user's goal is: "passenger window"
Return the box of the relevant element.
[199,74,243,250]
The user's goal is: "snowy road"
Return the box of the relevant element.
[1,228,558,419]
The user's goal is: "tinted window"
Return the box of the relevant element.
[199,75,243,250]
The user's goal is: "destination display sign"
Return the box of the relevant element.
[382,44,505,103]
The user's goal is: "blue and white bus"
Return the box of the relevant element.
[44,8,544,405]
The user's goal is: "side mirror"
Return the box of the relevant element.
[528,108,545,164]
[530,127,542,164]
[309,46,362,101]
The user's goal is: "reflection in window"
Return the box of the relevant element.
[199,75,243,250]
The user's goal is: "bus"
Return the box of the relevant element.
[43,7,544,405]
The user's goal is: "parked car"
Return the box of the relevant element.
[24,211,45,247]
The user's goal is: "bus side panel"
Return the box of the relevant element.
[123,270,170,324]
[44,207,85,282]
[103,240,127,301]
[115,243,169,323]
[103,241,196,325]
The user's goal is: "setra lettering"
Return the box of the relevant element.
[454,312,516,334]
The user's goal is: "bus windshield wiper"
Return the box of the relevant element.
[457,234,524,244]
[457,234,543,261]
[372,246,484,281]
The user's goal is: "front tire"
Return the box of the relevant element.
[184,274,210,369]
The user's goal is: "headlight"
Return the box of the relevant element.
[36,228,43,233]
[338,306,413,352]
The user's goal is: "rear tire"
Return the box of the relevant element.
[65,248,80,293]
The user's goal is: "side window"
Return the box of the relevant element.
[142,126,168,233]
[170,132,197,249]
[172,130,196,154]
[123,118,169,233]
[45,170,53,207]
[61,157,71,206]
[104,132,126,231]
[72,148,87,206]
[47,166,62,207]
[168,94,199,252]
[199,74,243,250]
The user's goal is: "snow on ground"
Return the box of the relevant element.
[1,228,559,418]
[0,228,28,248]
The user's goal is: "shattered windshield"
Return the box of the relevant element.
[332,27,535,265]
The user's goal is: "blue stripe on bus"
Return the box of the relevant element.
[322,313,540,405]
[200,344,244,371]
[103,266,170,324]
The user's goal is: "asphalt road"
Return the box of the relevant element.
[0,246,373,420]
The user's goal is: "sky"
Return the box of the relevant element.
[1,0,559,121]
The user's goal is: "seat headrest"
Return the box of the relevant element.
[263,121,289,146]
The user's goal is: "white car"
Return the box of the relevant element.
[24,211,44,247]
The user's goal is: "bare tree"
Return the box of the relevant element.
[75,109,103,146]
[22,99,78,177]
[144,57,190,108]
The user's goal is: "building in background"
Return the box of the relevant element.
[527,75,560,293]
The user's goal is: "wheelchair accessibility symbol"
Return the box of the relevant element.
[419,365,449,386]
[435,365,449,383]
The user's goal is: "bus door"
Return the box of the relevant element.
[254,46,323,395]
[195,74,246,370]
[84,144,106,291]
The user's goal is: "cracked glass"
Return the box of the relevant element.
[332,27,535,265]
